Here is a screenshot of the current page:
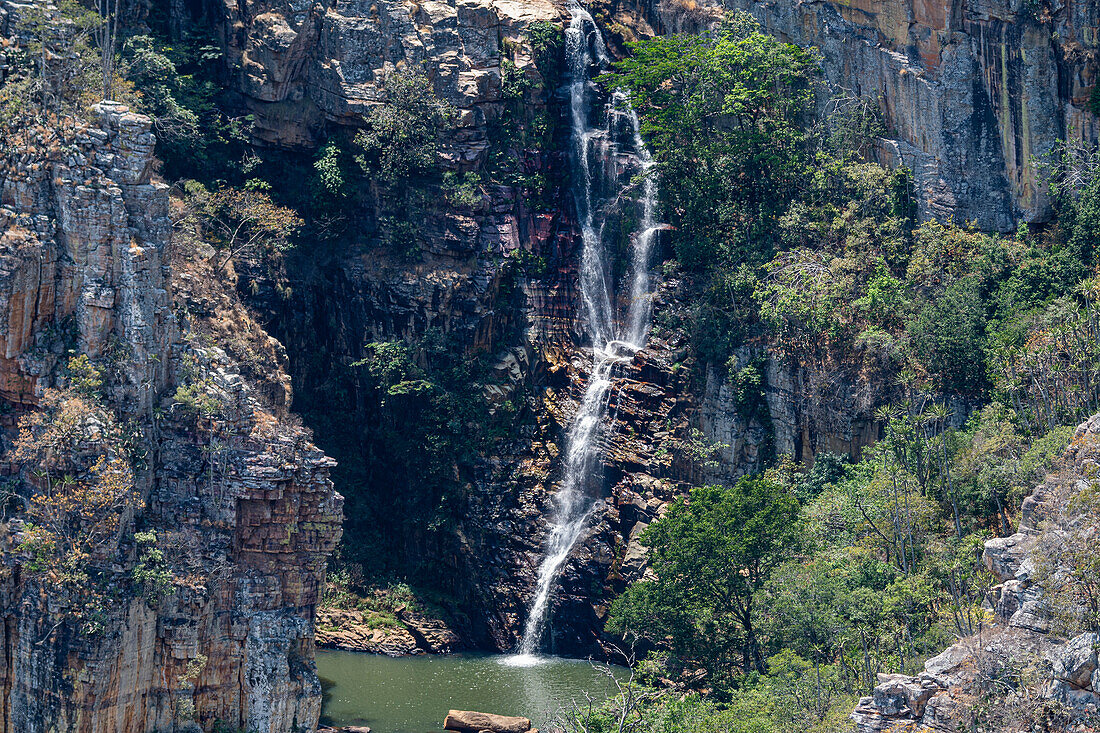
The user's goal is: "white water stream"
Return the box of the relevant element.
[507,2,661,663]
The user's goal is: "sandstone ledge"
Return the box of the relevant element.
[317,606,462,655]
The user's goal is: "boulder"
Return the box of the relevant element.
[444,710,532,733]
[621,521,649,578]
[983,532,1030,583]
[1051,633,1100,689]
[871,673,942,718]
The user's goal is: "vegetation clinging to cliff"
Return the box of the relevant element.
[592,12,1100,732]
[604,13,819,273]
[607,13,1100,417]
[10,358,151,634]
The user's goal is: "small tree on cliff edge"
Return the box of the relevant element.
[182,180,303,274]
[609,476,801,682]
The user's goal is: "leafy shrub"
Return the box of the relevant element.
[313,140,348,203]
[354,67,456,186]
[525,20,564,79]
[443,171,483,208]
[64,353,103,398]
[908,277,988,395]
[132,530,174,605]
[172,382,223,419]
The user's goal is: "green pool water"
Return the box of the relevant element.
[316,651,627,733]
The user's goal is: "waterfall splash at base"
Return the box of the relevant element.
[508,1,661,661]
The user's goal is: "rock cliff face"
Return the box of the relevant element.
[174,0,1100,659]
[187,0,911,654]
[199,0,598,651]
[608,0,1100,231]
[851,413,1100,732]
[215,0,566,151]
[0,103,342,731]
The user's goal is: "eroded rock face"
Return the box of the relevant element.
[179,0,1096,662]
[0,104,343,732]
[211,0,566,149]
[612,0,1100,232]
[0,102,172,408]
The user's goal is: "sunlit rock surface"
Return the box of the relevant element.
[0,103,343,732]
[604,0,1100,231]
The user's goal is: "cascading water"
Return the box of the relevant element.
[507,1,661,664]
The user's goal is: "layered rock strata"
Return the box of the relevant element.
[217,0,566,150]
[0,103,342,732]
[606,0,1100,232]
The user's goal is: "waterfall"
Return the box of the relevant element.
[508,1,661,662]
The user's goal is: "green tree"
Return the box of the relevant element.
[121,31,247,181]
[604,12,820,272]
[354,67,456,187]
[610,477,801,679]
[123,36,200,140]
[909,277,988,396]
[524,20,565,80]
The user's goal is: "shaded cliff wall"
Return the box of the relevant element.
[612,0,1100,232]
[0,103,342,732]
[181,0,598,648]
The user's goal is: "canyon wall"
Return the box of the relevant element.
[194,0,596,652]
[175,0,1100,656]
[0,0,1089,724]
[222,0,1100,232]
[0,103,342,731]
[615,0,1100,232]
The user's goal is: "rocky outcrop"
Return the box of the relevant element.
[850,413,1100,732]
[444,709,532,733]
[316,606,461,654]
[610,0,1100,232]
[0,103,343,732]
[0,102,172,409]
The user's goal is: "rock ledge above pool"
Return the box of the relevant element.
[444,709,534,733]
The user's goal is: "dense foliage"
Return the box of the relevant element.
[605,14,819,272]
[590,12,1100,732]
[606,16,1100,409]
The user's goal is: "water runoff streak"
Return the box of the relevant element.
[506,1,661,664]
